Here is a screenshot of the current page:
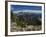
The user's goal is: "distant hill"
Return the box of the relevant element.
[13,12,41,22]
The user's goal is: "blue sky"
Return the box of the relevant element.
[11,5,42,13]
[11,5,42,11]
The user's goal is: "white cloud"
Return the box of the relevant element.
[13,10,42,14]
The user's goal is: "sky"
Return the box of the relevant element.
[11,5,42,13]
[11,5,42,11]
